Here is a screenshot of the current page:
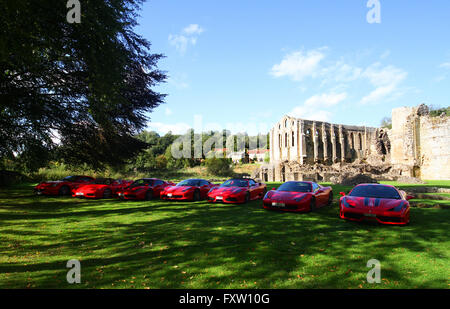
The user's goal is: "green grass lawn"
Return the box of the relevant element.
[0,183,449,289]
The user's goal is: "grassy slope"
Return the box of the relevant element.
[0,182,449,289]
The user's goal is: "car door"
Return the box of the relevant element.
[313,182,326,206]
[199,180,211,198]
[153,180,165,196]
[248,179,257,199]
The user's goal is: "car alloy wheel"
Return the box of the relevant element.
[193,190,200,201]
[59,186,70,196]
[145,190,153,201]
[310,197,316,212]
[103,189,112,199]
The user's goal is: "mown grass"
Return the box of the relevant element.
[0,182,449,289]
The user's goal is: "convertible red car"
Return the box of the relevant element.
[72,178,133,199]
[34,175,95,196]
[207,178,267,204]
[263,181,333,212]
[118,178,175,200]
[339,183,412,225]
[161,178,218,201]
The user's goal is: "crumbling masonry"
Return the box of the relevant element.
[255,104,449,182]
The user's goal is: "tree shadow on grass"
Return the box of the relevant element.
[0,185,449,289]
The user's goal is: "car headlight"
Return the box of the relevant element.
[294,195,306,202]
[389,202,406,212]
[182,188,190,192]
[342,198,356,208]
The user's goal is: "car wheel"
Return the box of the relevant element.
[145,190,153,201]
[261,188,267,198]
[310,197,316,212]
[59,186,70,196]
[327,192,333,206]
[193,190,201,201]
[245,192,250,203]
[103,189,112,199]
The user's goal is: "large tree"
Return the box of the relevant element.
[0,0,166,170]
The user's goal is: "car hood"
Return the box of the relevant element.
[124,186,149,192]
[37,181,63,187]
[342,196,406,210]
[75,184,107,192]
[165,186,194,193]
[209,187,247,195]
[266,191,310,201]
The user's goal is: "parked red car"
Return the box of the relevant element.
[161,178,218,201]
[118,178,175,200]
[72,178,133,199]
[207,178,266,204]
[34,175,95,196]
[263,181,333,212]
[339,183,411,225]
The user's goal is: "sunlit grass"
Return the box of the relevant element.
[0,182,449,289]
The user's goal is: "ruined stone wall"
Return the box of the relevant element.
[268,115,379,182]
[418,116,450,180]
[390,104,449,180]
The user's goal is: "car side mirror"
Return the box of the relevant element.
[339,192,346,197]
[272,187,276,191]
[406,195,414,200]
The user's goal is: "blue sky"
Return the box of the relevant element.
[135,0,450,135]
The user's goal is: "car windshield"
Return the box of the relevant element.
[130,179,153,187]
[349,185,401,199]
[177,179,200,186]
[93,178,112,185]
[221,179,248,187]
[277,182,312,192]
[61,176,77,182]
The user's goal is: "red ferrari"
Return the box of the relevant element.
[339,183,412,225]
[207,178,267,204]
[118,178,175,200]
[263,181,333,212]
[72,178,133,199]
[34,175,95,196]
[161,178,218,201]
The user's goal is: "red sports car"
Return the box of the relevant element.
[207,178,267,204]
[161,178,218,201]
[34,175,95,196]
[72,178,133,199]
[339,183,412,225]
[118,178,175,200]
[263,181,333,212]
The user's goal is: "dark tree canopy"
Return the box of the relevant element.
[0,0,166,170]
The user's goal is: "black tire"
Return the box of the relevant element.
[327,191,333,206]
[145,190,153,201]
[244,192,250,203]
[261,188,267,198]
[59,186,70,196]
[103,189,112,199]
[310,197,316,212]
[193,190,201,201]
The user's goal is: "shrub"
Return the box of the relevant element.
[205,157,233,177]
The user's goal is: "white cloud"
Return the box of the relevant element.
[165,107,173,116]
[271,49,409,107]
[304,92,347,107]
[290,105,331,122]
[271,48,326,81]
[360,63,407,104]
[147,122,191,135]
[183,24,204,35]
[169,24,204,54]
[288,92,347,122]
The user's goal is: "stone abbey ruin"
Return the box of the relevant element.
[255,104,450,183]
